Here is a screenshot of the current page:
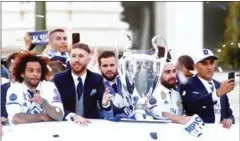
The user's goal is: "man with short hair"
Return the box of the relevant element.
[176,55,195,80]
[175,55,195,92]
[6,53,64,124]
[182,49,235,128]
[42,29,69,64]
[53,43,111,125]
[98,51,131,118]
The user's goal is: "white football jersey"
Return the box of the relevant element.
[148,84,183,117]
[6,81,64,120]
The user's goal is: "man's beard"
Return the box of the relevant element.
[102,71,118,81]
[161,78,176,89]
[24,78,40,89]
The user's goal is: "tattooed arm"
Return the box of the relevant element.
[12,112,52,124]
[40,99,64,121]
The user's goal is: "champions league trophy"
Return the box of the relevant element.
[117,35,170,122]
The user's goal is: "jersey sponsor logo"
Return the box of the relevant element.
[9,94,17,101]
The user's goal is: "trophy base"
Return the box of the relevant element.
[119,118,172,123]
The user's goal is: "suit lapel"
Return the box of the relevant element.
[66,69,77,109]
[193,76,209,96]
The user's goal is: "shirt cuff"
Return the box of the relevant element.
[212,91,219,102]
[65,112,76,121]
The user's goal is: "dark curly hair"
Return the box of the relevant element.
[6,52,20,68]
[13,53,50,83]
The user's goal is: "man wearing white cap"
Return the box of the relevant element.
[181,48,235,128]
[148,62,192,124]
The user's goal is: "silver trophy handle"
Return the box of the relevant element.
[115,30,125,61]
[151,35,168,60]
[151,35,169,90]
[115,32,132,60]
[122,34,132,59]
[117,33,132,89]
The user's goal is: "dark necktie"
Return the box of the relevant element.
[112,83,118,93]
[77,77,83,100]
[208,82,214,92]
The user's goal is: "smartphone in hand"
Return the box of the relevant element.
[72,33,80,45]
[228,72,235,83]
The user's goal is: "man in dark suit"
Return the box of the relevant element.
[181,49,235,128]
[53,43,111,125]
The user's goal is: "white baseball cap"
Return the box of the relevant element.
[195,49,218,64]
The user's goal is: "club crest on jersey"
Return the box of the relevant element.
[161,91,166,100]
[149,97,157,105]
[9,94,17,101]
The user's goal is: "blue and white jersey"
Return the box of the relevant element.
[148,84,183,118]
[42,48,69,63]
[103,77,131,109]
[6,81,64,121]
